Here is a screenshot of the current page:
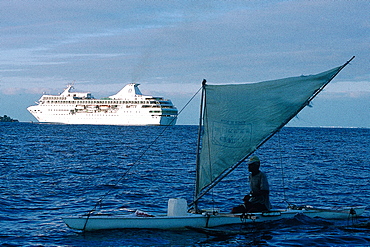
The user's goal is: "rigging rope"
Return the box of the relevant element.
[84,85,204,218]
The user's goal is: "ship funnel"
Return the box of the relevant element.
[109,83,142,99]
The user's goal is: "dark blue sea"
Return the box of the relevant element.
[0,123,369,246]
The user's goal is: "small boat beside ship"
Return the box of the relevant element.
[27,83,178,126]
[63,57,366,231]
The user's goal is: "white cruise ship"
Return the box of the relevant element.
[27,83,178,126]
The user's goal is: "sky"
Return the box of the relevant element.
[0,0,369,127]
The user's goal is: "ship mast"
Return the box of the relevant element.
[194,79,206,213]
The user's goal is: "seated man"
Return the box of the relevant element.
[232,156,271,213]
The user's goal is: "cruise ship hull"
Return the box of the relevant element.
[27,106,177,126]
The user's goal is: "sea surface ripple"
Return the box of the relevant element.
[0,123,369,246]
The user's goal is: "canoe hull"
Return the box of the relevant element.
[63,206,366,231]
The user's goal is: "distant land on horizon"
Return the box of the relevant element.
[0,115,19,122]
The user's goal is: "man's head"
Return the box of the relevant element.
[248,155,260,173]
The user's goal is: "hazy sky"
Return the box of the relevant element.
[0,0,369,127]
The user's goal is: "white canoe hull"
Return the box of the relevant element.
[63,206,366,231]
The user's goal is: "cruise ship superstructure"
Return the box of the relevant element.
[27,83,178,126]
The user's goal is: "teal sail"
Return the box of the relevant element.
[195,58,354,200]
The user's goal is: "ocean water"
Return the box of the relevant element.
[0,123,369,246]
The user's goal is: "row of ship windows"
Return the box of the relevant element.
[45,114,172,118]
[42,100,170,105]
[47,113,150,116]
[46,114,175,118]
[47,109,162,113]
[41,104,163,108]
